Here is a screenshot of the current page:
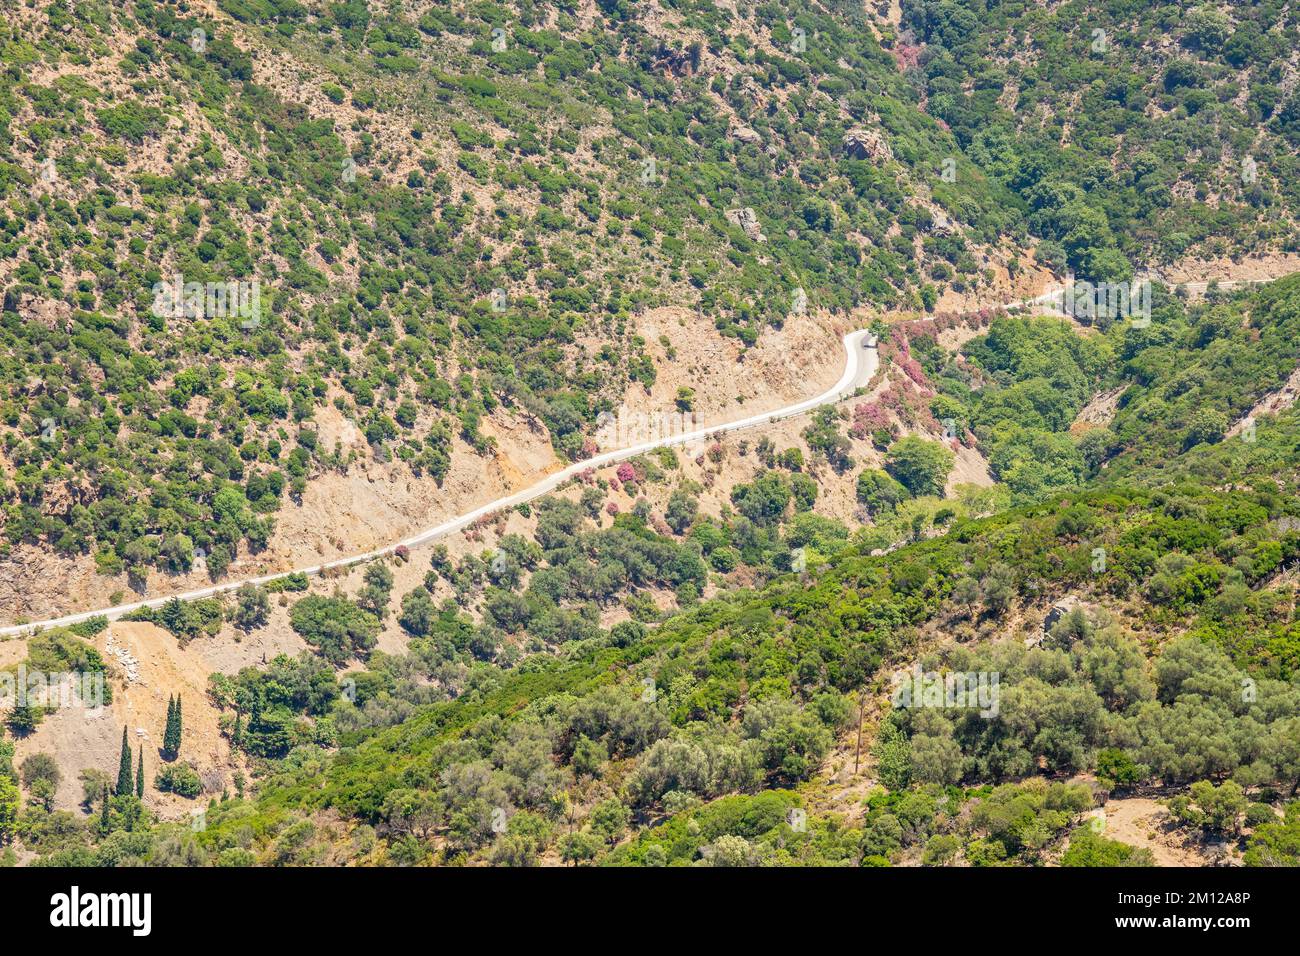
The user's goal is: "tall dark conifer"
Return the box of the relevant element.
[136,746,144,798]
[116,726,133,795]
[163,694,179,759]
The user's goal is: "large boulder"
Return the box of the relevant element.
[843,128,892,162]
[724,207,767,242]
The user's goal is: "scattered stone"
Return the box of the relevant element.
[106,631,141,684]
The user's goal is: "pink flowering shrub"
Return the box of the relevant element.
[850,402,891,440]
[880,381,941,433]
[899,356,931,391]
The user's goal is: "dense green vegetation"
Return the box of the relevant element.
[3,1,1300,870]
[890,275,1300,509]
[8,434,1299,863]
[901,0,1300,276]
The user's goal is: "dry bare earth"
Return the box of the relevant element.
[1090,797,1215,867]
[1158,253,1300,289]
[623,306,847,425]
[10,621,235,817]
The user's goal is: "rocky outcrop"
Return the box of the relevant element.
[725,207,766,242]
[843,128,892,162]
[931,209,958,234]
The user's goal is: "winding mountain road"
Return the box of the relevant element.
[1,327,887,638]
[3,277,1160,638]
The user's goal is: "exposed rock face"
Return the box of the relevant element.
[1035,595,1087,648]
[843,128,892,162]
[931,209,958,234]
[1043,596,1081,635]
[17,292,72,331]
[730,127,782,167]
[725,207,766,242]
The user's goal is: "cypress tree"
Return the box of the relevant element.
[175,696,183,757]
[116,725,133,795]
[100,783,110,831]
[163,694,178,759]
[136,746,144,798]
